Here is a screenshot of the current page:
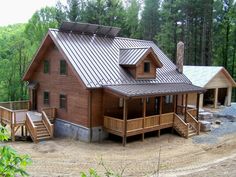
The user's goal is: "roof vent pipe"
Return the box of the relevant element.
[176,41,184,73]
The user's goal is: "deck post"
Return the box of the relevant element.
[123,99,128,146]
[142,97,146,141]
[181,94,184,114]
[173,95,177,113]
[11,112,15,141]
[158,96,163,137]
[184,94,188,122]
[196,93,200,120]
[214,88,219,108]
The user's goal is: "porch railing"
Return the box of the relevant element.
[41,107,56,123]
[104,113,174,136]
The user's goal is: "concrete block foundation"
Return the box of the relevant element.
[54,119,108,142]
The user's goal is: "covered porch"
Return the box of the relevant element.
[103,83,205,146]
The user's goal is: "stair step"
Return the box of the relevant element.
[37,133,50,137]
[37,135,51,140]
[188,132,197,137]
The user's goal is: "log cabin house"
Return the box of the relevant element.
[0,22,205,145]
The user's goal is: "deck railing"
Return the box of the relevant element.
[186,112,200,135]
[0,100,30,111]
[173,113,189,138]
[42,111,54,138]
[41,107,56,123]
[25,113,37,142]
[104,113,174,136]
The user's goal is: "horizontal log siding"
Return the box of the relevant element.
[31,44,89,127]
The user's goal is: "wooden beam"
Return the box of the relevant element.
[184,94,188,122]
[196,93,200,120]
[181,94,184,114]
[142,97,146,141]
[173,95,176,113]
[214,88,218,108]
[123,99,128,146]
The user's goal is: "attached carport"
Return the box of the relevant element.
[183,66,236,108]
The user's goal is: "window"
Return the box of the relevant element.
[43,91,50,105]
[60,60,67,75]
[60,94,67,109]
[165,95,173,104]
[44,60,50,73]
[144,61,150,73]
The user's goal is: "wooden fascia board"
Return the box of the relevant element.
[204,68,236,88]
[22,32,51,81]
[135,48,163,68]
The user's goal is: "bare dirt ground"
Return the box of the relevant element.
[3,128,236,177]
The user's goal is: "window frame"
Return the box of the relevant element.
[144,61,151,73]
[43,91,50,105]
[43,60,50,74]
[60,59,67,75]
[59,94,67,110]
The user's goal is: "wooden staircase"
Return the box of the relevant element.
[173,113,200,139]
[34,120,51,140]
[25,110,54,143]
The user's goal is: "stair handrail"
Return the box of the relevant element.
[42,111,54,138]
[25,113,37,142]
[186,111,200,135]
[41,107,56,122]
[174,113,189,138]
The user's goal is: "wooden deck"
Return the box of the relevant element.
[0,101,55,142]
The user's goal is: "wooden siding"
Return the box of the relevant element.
[136,55,157,79]
[206,71,232,88]
[31,44,89,127]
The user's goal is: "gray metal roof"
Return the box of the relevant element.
[119,47,150,65]
[48,29,192,88]
[104,83,205,97]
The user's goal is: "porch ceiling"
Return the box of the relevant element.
[104,83,205,98]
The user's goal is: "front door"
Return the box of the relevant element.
[31,89,37,111]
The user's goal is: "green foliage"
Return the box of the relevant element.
[0,125,32,176]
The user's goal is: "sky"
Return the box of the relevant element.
[0,0,66,27]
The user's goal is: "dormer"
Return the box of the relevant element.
[119,47,163,79]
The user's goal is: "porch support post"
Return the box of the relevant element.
[181,94,184,114]
[158,96,163,137]
[227,87,232,106]
[142,97,146,141]
[196,93,200,120]
[214,88,219,108]
[184,94,188,122]
[173,95,177,113]
[123,99,128,147]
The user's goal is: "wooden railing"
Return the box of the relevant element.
[127,118,143,132]
[0,100,30,110]
[104,116,124,134]
[0,106,13,124]
[173,113,189,138]
[41,107,56,123]
[187,109,197,117]
[25,113,37,142]
[186,112,200,135]
[160,113,174,125]
[42,111,54,138]
[144,115,160,128]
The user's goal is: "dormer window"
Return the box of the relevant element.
[144,61,150,73]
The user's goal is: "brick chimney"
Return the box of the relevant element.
[176,41,184,73]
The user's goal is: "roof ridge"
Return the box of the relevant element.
[119,47,150,50]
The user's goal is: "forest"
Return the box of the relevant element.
[0,0,235,101]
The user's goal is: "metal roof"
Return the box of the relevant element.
[104,83,205,97]
[59,21,121,38]
[119,47,150,65]
[183,65,233,87]
[48,29,192,88]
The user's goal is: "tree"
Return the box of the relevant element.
[66,0,80,21]
[125,0,140,38]
[140,0,160,40]
[0,125,31,176]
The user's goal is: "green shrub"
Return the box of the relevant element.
[0,125,32,177]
